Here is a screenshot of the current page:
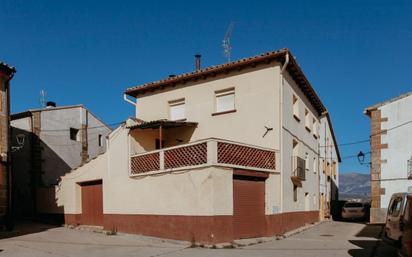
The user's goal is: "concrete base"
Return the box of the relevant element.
[370,207,387,224]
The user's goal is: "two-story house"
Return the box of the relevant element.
[0,61,15,229]
[11,103,111,222]
[58,48,339,244]
[365,91,412,223]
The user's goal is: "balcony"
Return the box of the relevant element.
[291,156,305,187]
[130,138,277,176]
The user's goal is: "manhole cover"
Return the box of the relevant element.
[320,234,334,237]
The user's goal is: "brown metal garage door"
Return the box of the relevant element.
[81,180,103,226]
[233,171,266,239]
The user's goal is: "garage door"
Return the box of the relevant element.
[233,171,266,239]
[81,180,103,226]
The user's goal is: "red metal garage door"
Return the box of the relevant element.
[233,171,266,239]
[81,180,103,226]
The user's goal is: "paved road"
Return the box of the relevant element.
[0,221,397,257]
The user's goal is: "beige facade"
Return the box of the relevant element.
[59,49,338,243]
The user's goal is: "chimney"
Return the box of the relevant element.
[195,54,201,71]
[46,101,56,108]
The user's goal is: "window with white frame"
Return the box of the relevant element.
[293,94,299,120]
[215,88,235,113]
[169,99,185,121]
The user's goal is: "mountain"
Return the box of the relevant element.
[339,172,371,201]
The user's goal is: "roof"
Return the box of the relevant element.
[0,61,16,77]
[364,91,412,116]
[11,104,112,131]
[11,104,84,120]
[127,119,198,130]
[323,111,342,162]
[124,48,327,116]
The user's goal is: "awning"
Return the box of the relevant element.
[127,119,198,130]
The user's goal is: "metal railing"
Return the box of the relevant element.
[292,156,306,181]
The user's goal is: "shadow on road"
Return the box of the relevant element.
[347,223,397,257]
[0,220,56,240]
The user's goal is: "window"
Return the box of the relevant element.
[292,139,299,156]
[313,157,317,173]
[293,94,299,120]
[305,153,309,171]
[293,185,298,202]
[98,134,103,147]
[169,99,185,121]
[313,118,318,137]
[389,197,403,216]
[408,157,412,179]
[215,88,235,114]
[305,109,311,131]
[70,128,80,141]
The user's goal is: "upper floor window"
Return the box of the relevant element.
[305,109,311,131]
[313,118,318,137]
[98,134,103,147]
[70,128,80,141]
[215,88,235,114]
[169,98,185,121]
[313,157,317,173]
[293,94,299,121]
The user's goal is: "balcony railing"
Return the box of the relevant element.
[292,156,306,181]
[130,138,277,176]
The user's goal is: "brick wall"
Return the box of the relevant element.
[369,109,388,223]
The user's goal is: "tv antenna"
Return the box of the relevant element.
[40,89,46,108]
[222,22,235,63]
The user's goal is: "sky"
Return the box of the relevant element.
[1,0,411,173]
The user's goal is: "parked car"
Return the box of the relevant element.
[399,194,412,257]
[342,202,366,220]
[385,192,411,243]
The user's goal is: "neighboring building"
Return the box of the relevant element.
[365,91,412,223]
[319,112,341,219]
[0,61,15,229]
[11,103,111,220]
[59,48,339,243]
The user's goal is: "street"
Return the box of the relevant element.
[0,221,398,257]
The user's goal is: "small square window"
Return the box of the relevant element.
[169,99,185,121]
[215,88,235,113]
[70,128,80,141]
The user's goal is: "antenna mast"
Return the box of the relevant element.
[40,89,46,108]
[222,22,235,63]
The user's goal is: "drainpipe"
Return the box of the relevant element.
[279,52,289,213]
[123,94,138,117]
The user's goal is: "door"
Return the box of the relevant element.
[233,174,266,239]
[81,180,103,226]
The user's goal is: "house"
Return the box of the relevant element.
[365,91,412,223]
[11,103,111,221]
[319,112,341,219]
[0,61,16,229]
[58,48,340,243]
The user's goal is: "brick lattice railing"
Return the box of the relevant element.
[131,152,160,174]
[130,139,277,175]
[164,142,207,169]
[217,142,276,170]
